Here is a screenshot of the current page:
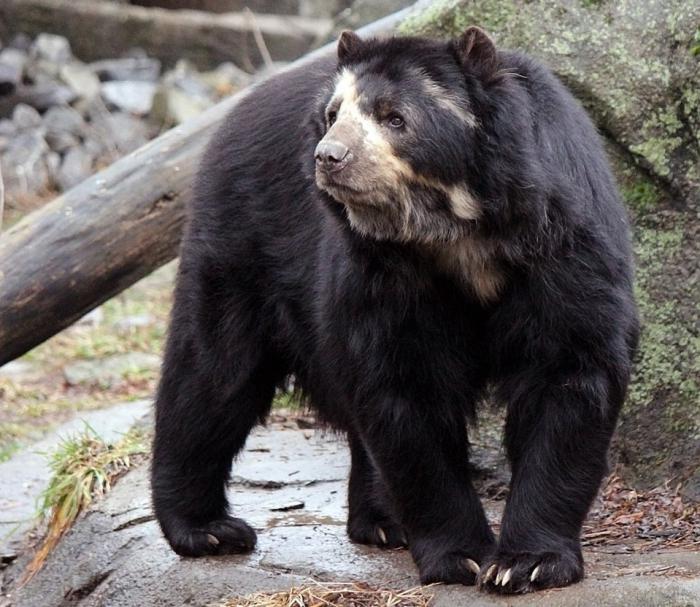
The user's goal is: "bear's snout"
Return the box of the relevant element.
[315,139,350,173]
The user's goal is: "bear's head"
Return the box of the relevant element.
[314,26,501,245]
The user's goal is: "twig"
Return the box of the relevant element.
[244,8,273,68]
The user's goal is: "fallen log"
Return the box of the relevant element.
[0,0,330,71]
[0,8,414,366]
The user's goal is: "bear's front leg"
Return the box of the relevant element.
[151,258,284,558]
[356,396,495,585]
[480,371,621,594]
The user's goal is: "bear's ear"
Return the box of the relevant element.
[337,30,363,62]
[454,26,498,81]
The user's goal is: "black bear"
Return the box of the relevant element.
[151,27,639,594]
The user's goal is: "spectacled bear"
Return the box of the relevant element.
[151,26,639,594]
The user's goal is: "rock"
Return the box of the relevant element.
[105,111,150,154]
[59,63,101,101]
[43,105,85,152]
[0,360,40,381]
[0,48,28,74]
[101,80,156,115]
[11,103,42,130]
[31,33,72,64]
[150,84,212,125]
[7,424,700,607]
[12,83,77,111]
[56,146,94,191]
[8,33,32,53]
[151,62,218,124]
[44,130,79,153]
[333,0,415,33]
[90,57,161,82]
[114,314,155,331]
[0,57,22,96]
[43,105,86,137]
[199,62,252,95]
[0,118,16,151]
[2,130,51,194]
[63,352,161,387]
[0,400,152,556]
[76,307,104,326]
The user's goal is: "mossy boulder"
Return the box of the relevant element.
[401,0,700,494]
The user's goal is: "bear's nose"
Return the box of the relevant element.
[315,140,350,172]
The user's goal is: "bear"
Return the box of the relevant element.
[151,26,639,595]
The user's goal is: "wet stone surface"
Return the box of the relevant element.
[3,423,700,606]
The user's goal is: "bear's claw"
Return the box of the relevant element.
[478,548,583,594]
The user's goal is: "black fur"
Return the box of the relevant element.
[151,29,638,594]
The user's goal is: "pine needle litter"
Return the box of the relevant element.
[214,582,434,607]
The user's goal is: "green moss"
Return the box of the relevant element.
[691,27,700,56]
[629,137,682,177]
[621,178,660,214]
[626,223,700,442]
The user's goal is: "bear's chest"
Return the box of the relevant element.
[430,238,504,304]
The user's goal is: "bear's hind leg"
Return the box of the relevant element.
[347,432,407,549]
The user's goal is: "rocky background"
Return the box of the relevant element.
[0,0,414,224]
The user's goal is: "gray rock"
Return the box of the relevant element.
[45,150,61,185]
[13,82,77,111]
[333,0,415,32]
[90,57,161,82]
[63,352,161,387]
[43,104,86,137]
[8,33,32,53]
[0,48,28,96]
[31,33,72,64]
[7,424,700,607]
[2,130,51,194]
[0,360,40,381]
[59,63,101,101]
[11,103,42,130]
[76,307,104,326]
[101,80,156,115]
[0,48,28,74]
[43,105,85,152]
[0,400,152,556]
[114,314,155,331]
[0,118,16,151]
[0,61,22,96]
[105,111,150,154]
[150,84,212,125]
[44,129,79,153]
[56,146,94,191]
[199,62,252,95]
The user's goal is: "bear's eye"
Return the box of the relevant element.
[387,114,405,129]
[327,110,338,126]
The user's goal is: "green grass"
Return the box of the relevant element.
[22,425,148,582]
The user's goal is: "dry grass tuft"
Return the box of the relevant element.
[213,582,434,607]
[20,425,147,584]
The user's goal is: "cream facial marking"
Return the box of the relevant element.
[324,69,480,224]
[410,68,478,129]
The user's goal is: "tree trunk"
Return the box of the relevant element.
[0,0,329,71]
[401,0,700,495]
